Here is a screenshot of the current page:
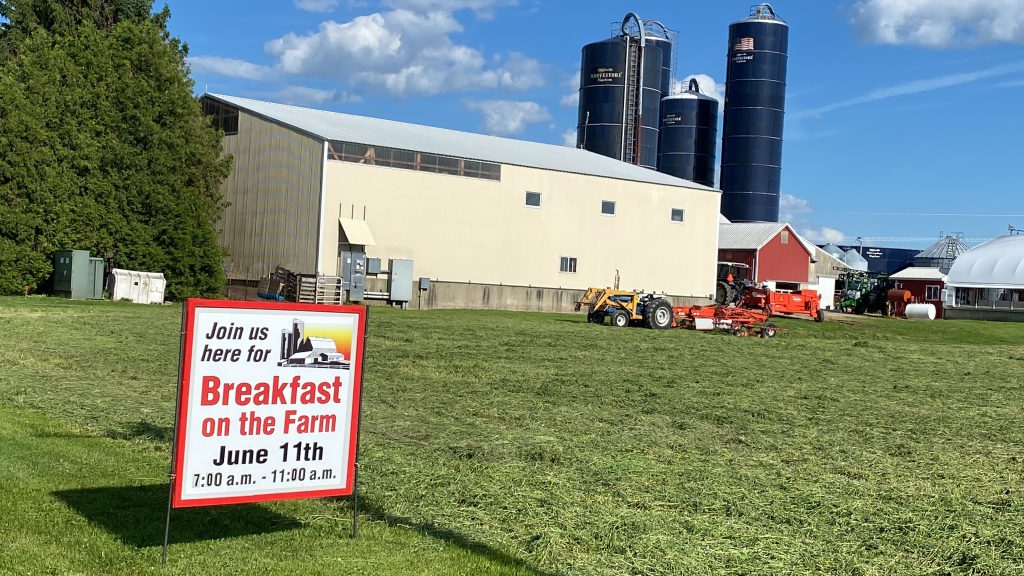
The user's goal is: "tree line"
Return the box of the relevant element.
[0,0,230,298]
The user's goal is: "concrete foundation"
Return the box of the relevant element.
[228,277,711,313]
[944,308,1024,322]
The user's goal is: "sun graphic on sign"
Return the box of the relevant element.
[302,322,354,361]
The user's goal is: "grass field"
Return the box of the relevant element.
[1,297,1023,575]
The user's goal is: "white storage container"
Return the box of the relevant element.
[109,269,166,304]
[905,303,937,321]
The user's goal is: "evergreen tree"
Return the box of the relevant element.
[0,1,231,298]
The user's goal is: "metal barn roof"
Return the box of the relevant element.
[205,94,718,191]
[718,222,786,250]
[946,235,1024,289]
[890,267,947,281]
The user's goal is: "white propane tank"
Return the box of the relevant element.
[905,303,936,321]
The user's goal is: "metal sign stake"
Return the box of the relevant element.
[351,306,369,538]
[162,303,188,563]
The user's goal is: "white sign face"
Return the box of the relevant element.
[172,300,366,508]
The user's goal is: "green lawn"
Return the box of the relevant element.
[1,297,1023,575]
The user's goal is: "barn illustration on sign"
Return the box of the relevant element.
[278,318,351,369]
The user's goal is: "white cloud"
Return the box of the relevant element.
[793,60,1024,118]
[273,85,362,105]
[464,100,551,134]
[798,227,847,244]
[264,10,543,95]
[561,128,577,147]
[493,52,545,90]
[851,0,1024,47]
[675,73,725,105]
[560,69,580,107]
[188,56,275,81]
[779,194,812,221]
[295,0,339,12]
[383,0,517,20]
[779,194,847,244]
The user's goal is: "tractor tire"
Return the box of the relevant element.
[646,299,673,330]
[815,308,826,323]
[587,310,606,324]
[715,282,729,305]
[610,310,630,328]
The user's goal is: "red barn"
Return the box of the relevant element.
[890,267,948,318]
[718,223,812,288]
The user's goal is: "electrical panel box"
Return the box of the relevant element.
[88,258,105,299]
[366,258,382,275]
[342,251,366,302]
[389,259,414,302]
[418,277,431,291]
[54,250,101,299]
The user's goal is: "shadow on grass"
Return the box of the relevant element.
[53,484,299,547]
[104,420,174,443]
[357,497,552,576]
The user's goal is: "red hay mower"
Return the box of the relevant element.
[740,286,826,323]
[672,305,779,338]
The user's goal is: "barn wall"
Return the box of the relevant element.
[893,279,946,318]
[217,109,324,280]
[754,227,810,283]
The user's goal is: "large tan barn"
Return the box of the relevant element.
[202,94,722,310]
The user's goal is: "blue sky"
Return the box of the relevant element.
[171,0,1024,249]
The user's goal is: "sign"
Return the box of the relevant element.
[171,299,366,508]
[589,66,622,84]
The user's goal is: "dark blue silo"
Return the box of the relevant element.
[719,3,788,222]
[577,37,629,162]
[644,26,674,97]
[658,78,719,188]
[577,13,668,170]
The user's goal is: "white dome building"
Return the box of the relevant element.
[944,234,1024,321]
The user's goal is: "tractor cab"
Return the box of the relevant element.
[715,262,752,305]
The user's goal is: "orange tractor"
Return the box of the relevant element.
[740,286,826,322]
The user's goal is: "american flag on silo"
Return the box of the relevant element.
[733,37,755,51]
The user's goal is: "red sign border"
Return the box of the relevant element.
[171,298,367,508]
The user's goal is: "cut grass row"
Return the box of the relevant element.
[1,297,1023,575]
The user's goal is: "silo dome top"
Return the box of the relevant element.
[734,3,788,26]
[663,78,718,101]
[822,243,846,260]
[843,249,869,272]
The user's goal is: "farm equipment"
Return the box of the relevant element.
[575,288,674,329]
[715,261,752,305]
[672,305,778,337]
[835,272,894,315]
[741,286,825,322]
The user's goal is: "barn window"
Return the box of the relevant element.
[601,201,616,216]
[202,99,239,135]
[780,230,789,244]
[671,208,685,223]
[926,285,940,301]
[525,192,541,207]
[559,257,577,273]
[326,141,501,181]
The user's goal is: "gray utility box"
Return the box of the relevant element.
[54,250,104,299]
[366,258,382,275]
[389,259,414,302]
[418,277,431,291]
[341,251,366,302]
